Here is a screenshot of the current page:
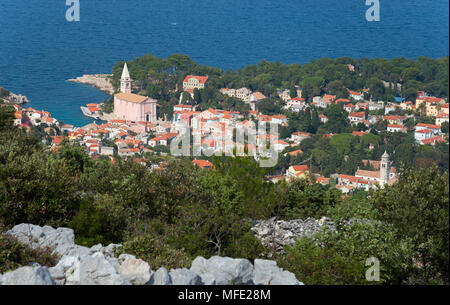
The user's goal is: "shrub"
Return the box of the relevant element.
[120,233,191,270]
[0,230,58,274]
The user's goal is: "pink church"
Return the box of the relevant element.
[113,63,157,122]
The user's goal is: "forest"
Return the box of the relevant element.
[102,54,449,120]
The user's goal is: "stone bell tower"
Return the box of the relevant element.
[380,151,391,186]
[120,63,132,94]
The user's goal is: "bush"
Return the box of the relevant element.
[0,231,58,274]
[120,233,191,270]
[278,237,367,285]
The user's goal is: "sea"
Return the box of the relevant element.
[0,0,448,126]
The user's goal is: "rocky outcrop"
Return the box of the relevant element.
[251,217,335,252]
[67,74,115,95]
[118,258,152,285]
[2,223,303,285]
[253,259,301,285]
[0,86,29,104]
[0,265,54,285]
[190,256,255,285]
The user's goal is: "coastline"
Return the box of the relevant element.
[0,86,29,104]
[67,74,120,123]
[67,74,115,95]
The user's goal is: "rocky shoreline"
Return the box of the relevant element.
[67,74,115,95]
[0,223,303,285]
[0,86,29,104]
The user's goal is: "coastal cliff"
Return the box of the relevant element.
[0,86,29,104]
[67,74,115,95]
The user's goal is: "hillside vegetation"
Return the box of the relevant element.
[0,105,448,284]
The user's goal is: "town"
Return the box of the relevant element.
[8,59,449,198]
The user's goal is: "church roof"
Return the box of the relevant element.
[121,63,130,79]
[355,169,381,179]
[382,151,389,158]
[115,92,153,103]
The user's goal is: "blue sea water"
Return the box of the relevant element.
[0,0,448,126]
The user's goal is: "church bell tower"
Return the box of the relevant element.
[120,63,132,93]
[380,151,391,186]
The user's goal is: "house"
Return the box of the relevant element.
[348,112,365,123]
[387,124,407,133]
[149,132,178,147]
[118,148,140,157]
[235,88,252,101]
[415,123,441,133]
[323,95,336,104]
[344,104,357,113]
[286,165,309,179]
[285,149,303,157]
[250,92,266,102]
[335,98,351,104]
[278,89,291,102]
[100,146,115,156]
[368,101,384,111]
[271,115,287,125]
[336,185,353,195]
[383,115,407,125]
[192,159,214,169]
[415,129,435,143]
[183,75,208,92]
[316,177,330,185]
[319,114,328,123]
[436,113,449,126]
[348,90,363,101]
[290,131,311,144]
[286,97,306,112]
[385,104,397,114]
[337,174,361,188]
[420,136,447,146]
[274,140,289,152]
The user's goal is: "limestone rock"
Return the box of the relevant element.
[190,256,254,285]
[251,217,335,252]
[1,266,55,285]
[77,252,130,285]
[169,268,203,285]
[253,259,303,285]
[146,267,172,285]
[6,223,90,258]
[118,258,152,285]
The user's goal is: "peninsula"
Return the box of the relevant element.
[67,74,115,95]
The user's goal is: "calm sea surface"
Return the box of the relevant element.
[0,0,448,126]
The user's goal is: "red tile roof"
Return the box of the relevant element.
[183,75,209,84]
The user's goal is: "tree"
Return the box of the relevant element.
[371,167,449,284]
[326,80,347,98]
[366,77,385,100]
[441,121,449,134]
[325,104,350,133]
